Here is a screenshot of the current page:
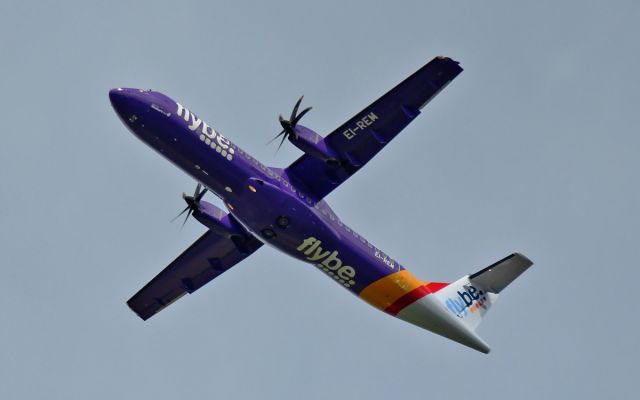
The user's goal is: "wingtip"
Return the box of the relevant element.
[436,54,456,61]
[126,298,151,321]
[512,252,534,267]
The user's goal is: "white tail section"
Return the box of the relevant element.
[433,253,533,332]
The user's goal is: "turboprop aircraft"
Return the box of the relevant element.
[110,56,532,353]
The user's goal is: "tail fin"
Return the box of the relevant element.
[433,253,533,332]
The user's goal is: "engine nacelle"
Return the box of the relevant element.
[288,124,338,164]
[193,201,246,238]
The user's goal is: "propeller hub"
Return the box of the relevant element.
[181,192,196,207]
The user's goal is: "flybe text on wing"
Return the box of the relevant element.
[176,102,236,161]
[445,285,488,318]
[297,237,356,288]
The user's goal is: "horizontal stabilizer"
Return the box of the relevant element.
[469,253,532,294]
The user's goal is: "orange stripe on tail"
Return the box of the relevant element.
[359,270,449,314]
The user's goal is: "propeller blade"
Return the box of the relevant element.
[276,133,288,153]
[181,208,193,229]
[291,96,304,122]
[293,106,312,125]
[267,129,287,145]
[196,187,208,202]
[171,205,191,222]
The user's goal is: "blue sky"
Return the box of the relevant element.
[1,1,638,398]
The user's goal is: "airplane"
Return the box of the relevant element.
[109,56,532,353]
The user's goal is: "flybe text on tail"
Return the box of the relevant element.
[444,285,489,318]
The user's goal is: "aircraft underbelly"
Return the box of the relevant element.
[227,181,404,295]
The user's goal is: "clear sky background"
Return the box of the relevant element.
[1,1,638,398]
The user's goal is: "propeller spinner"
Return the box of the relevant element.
[172,183,208,228]
[269,96,312,152]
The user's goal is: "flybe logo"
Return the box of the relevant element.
[176,102,235,161]
[444,285,488,318]
[297,237,356,288]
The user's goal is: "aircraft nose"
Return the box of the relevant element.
[109,87,124,101]
[109,88,128,112]
[109,87,148,119]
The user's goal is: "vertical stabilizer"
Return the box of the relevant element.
[394,253,532,353]
[433,253,533,332]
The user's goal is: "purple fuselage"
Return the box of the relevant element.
[109,88,404,295]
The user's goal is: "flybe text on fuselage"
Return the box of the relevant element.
[176,102,236,161]
[297,237,357,288]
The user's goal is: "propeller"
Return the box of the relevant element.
[171,183,208,228]
[268,96,312,152]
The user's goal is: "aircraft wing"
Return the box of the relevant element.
[285,56,462,200]
[127,230,263,320]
